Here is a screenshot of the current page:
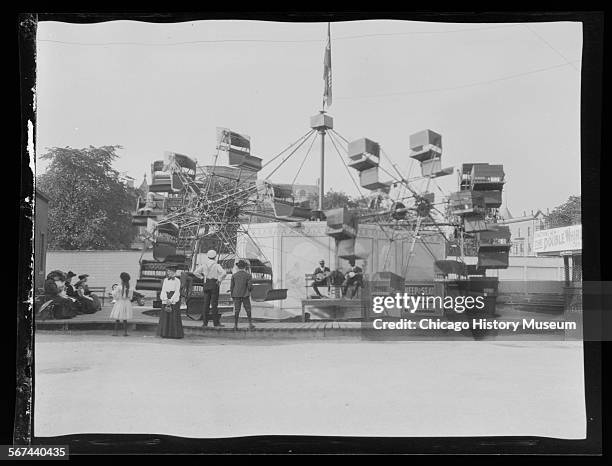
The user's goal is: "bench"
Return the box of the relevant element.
[304,273,344,299]
[88,286,107,306]
[304,273,368,299]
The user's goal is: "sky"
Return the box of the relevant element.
[35,19,582,217]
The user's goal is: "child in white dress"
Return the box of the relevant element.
[110,284,118,304]
[110,272,133,336]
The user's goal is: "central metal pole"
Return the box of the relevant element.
[460,228,465,263]
[319,128,326,212]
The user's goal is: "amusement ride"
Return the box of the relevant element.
[130,24,511,322]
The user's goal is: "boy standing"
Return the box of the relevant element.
[231,260,255,331]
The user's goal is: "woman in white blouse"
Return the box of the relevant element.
[157,266,184,339]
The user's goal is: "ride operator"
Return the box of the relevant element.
[194,249,227,328]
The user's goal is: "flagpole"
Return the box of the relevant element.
[319,119,325,212]
[319,22,330,213]
[312,22,332,218]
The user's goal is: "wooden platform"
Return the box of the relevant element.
[301,298,367,322]
[33,299,573,340]
[34,301,363,332]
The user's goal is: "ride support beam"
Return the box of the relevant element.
[319,129,325,211]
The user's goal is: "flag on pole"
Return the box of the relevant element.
[323,22,332,108]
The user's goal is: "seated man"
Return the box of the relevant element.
[342,260,364,299]
[312,259,330,298]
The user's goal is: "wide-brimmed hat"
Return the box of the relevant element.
[236,259,247,269]
[206,250,217,259]
[166,265,177,271]
[66,271,76,279]
[47,270,66,280]
[78,274,89,280]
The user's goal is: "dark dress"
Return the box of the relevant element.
[75,281,102,312]
[64,283,84,314]
[74,284,97,314]
[157,290,184,339]
[42,279,77,319]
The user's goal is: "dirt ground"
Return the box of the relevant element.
[34,332,586,439]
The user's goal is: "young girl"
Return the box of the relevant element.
[110,272,133,336]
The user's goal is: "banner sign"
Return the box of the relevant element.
[533,224,581,254]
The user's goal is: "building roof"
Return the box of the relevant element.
[499,209,544,225]
[499,205,513,220]
[138,174,149,194]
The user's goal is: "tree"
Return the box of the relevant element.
[36,146,139,250]
[545,195,581,228]
[321,189,361,210]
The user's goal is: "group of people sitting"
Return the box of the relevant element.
[38,270,102,319]
[311,259,364,299]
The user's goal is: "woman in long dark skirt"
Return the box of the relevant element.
[157,265,184,339]
[42,271,77,319]
[75,274,102,312]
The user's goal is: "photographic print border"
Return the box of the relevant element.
[15,9,604,455]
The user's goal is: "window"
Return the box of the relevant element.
[527,226,531,237]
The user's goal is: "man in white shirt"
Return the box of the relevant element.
[194,250,227,328]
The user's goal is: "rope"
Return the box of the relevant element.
[261,129,316,170]
[330,129,349,144]
[264,130,317,180]
[291,132,318,187]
